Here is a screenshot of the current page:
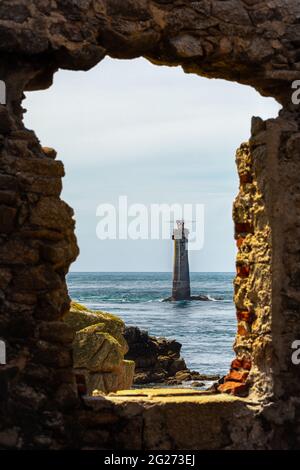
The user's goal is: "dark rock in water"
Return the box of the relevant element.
[124,325,220,386]
[169,370,220,385]
[191,372,221,381]
[124,326,185,384]
[163,294,211,302]
[191,381,205,388]
[190,295,211,301]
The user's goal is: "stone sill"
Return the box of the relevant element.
[87,388,245,404]
[82,389,255,449]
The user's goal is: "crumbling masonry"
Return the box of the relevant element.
[0,0,300,449]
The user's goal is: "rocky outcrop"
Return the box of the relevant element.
[163,294,211,302]
[124,326,219,386]
[65,307,216,390]
[0,0,300,450]
[64,302,134,395]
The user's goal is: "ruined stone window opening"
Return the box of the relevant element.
[22,58,280,399]
[1,0,299,450]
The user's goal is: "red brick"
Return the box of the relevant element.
[225,370,249,383]
[239,173,253,184]
[231,358,243,370]
[235,222,254,234]
[242,359,252,370]
[236,237,245,248]
[237,310,255,323]
[231,358,252,371]
[236,264,250,278]
[218,381,248,396]
[237,323,250,336]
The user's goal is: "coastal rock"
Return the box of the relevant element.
[63,302,134,395]
[124,326,220,386]
[73,324,125,372]
[191,381,205,388]
[88,360,135,395]
[124,326,184,384]
[64,301,125,335]
[65,304,215,392]
[163,294,211,302]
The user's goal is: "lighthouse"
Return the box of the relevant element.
[172,220,191,300]
[163,220,210,302]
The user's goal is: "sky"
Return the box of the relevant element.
[24,58,280,272]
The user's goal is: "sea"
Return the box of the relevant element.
[67,272,236,378]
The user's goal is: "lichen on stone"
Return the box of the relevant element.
[63,301,133,394]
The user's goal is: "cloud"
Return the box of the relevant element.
[24,58,280,272]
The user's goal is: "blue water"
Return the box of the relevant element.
[67,272,236,376]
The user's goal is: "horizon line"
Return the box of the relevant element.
[68,270,235,274]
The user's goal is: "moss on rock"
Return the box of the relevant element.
[63,301,133,394]
[64,301,125,336]
[73,325,125,372]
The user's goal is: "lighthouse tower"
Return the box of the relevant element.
[172,220,191,300]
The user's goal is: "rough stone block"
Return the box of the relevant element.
[0,205,17,232]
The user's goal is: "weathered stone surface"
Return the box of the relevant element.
[0,428,19,449]
[34,341,73,368]
[90,360,135,394]
[87,392,252,450]
[0,205,17,233]
[0,0,300,451]
[64,301,125,336]
[12,265,61,291]
[0,239,39,264]
[0,1,297,102]
[0,268,12,289]
[38,321,75,344]
[73,325,124,372]
[0,106,12,134]
[30,197,74,231]
[64,302,133,395]
[42,147,57,159]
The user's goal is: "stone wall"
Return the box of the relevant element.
[0,0,300,449]
[267,107,300,445]
[219,120,273,397]
[0,70,81,448]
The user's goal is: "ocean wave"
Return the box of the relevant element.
[207,295,224,301]
[67,272,236,376]
[157,295,225,302]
